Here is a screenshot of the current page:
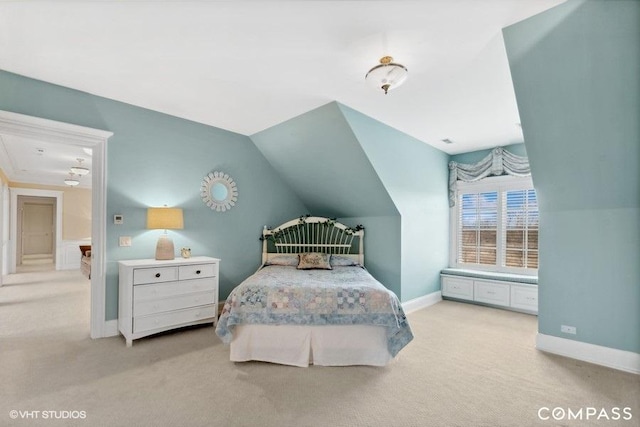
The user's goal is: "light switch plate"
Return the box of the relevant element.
[119,236,132,247]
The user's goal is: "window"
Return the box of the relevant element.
[451,176,538,274]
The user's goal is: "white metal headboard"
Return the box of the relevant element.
[261,216,365,266]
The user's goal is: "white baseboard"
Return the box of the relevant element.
[103,319,119,337]
[402,291,442,314]
[536,333,640,375]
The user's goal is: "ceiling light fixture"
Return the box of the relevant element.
[70,158,89,176]
[64,173,80,187]
[365,56,408,94]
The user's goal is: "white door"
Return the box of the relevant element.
[17,196,56,265]
[22,203,54,256]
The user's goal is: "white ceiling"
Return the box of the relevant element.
[0,133,92,188]
[0,0,564,187]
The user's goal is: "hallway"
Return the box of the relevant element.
[0,269,89,338]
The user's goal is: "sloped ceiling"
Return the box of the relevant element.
[250,102,398,218]
[0,0,566,165]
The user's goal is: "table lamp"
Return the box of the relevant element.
[147,207,184,260]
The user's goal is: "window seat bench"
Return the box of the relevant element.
[440,268,538,314]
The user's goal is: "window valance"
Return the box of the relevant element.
[448,147,531,207]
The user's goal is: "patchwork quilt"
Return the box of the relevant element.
[215,265,413,357]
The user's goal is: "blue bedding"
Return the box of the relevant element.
[215,265,413,357]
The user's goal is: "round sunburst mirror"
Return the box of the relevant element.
[201,171,238,212]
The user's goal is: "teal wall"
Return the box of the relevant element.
[250,102,402,296]
[339,104,450,300]
[503,0,640,353]
[0,70,307,320]
[1,70,452,316]
[251,102,450,301]
[250,103,398,218]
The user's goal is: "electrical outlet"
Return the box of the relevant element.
[561,325,577,335]
[119,236,132,247]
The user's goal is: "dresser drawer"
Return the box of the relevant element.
[442,276,474,300]
[134,291,215,317]
[179,263,216,280]
[134,277,216,301]
[511,284,538,312]
[134,304,216,333]
[474,281,510,306]
[133,266,179,285]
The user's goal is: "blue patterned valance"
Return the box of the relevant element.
[448,147,531,207]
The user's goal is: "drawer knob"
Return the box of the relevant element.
[196,270,201,275]
[155,273,161,278]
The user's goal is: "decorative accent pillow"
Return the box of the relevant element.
[264,254,299,267]
[297,252,332,270]
[330,255,359,267]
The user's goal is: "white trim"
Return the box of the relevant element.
[9,188,63,272]
[0,110,112,339]
[536,333,640,375]
[402,291,442,314]
[103,319,119,337]
[89,129,109,339]
[0,183,5,285]
[455,174,533,191]
[0,110,113,145]
[450,174,538,276]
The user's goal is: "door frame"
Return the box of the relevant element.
[12,191,62,269]
[0,110,113,339]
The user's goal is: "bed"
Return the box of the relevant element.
[215,216,413,367]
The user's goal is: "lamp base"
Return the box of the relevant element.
[155,235,175,260]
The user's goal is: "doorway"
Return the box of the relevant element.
[0,110,112,338]
[9,188,63,272]
[17,196,56,272]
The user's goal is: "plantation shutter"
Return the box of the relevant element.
[502,189,539,269]
[458,191,498,266]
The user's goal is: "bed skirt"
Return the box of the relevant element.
[229,324,393,367]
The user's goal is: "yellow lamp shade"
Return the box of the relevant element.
[147,207,184,230]
[147,207,184,260]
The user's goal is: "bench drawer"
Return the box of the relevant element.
[442,276,474,300]
[474,281,510,307]
[511,284,538,312]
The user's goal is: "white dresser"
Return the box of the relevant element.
[118,256,220,346]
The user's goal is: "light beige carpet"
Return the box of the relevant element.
[1,270,638,427]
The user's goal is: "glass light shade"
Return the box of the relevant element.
[365,56,408,94]
[71,158,90,175]
[64,177,80,186]
[146,207,184,230]
[70,166,89,175]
